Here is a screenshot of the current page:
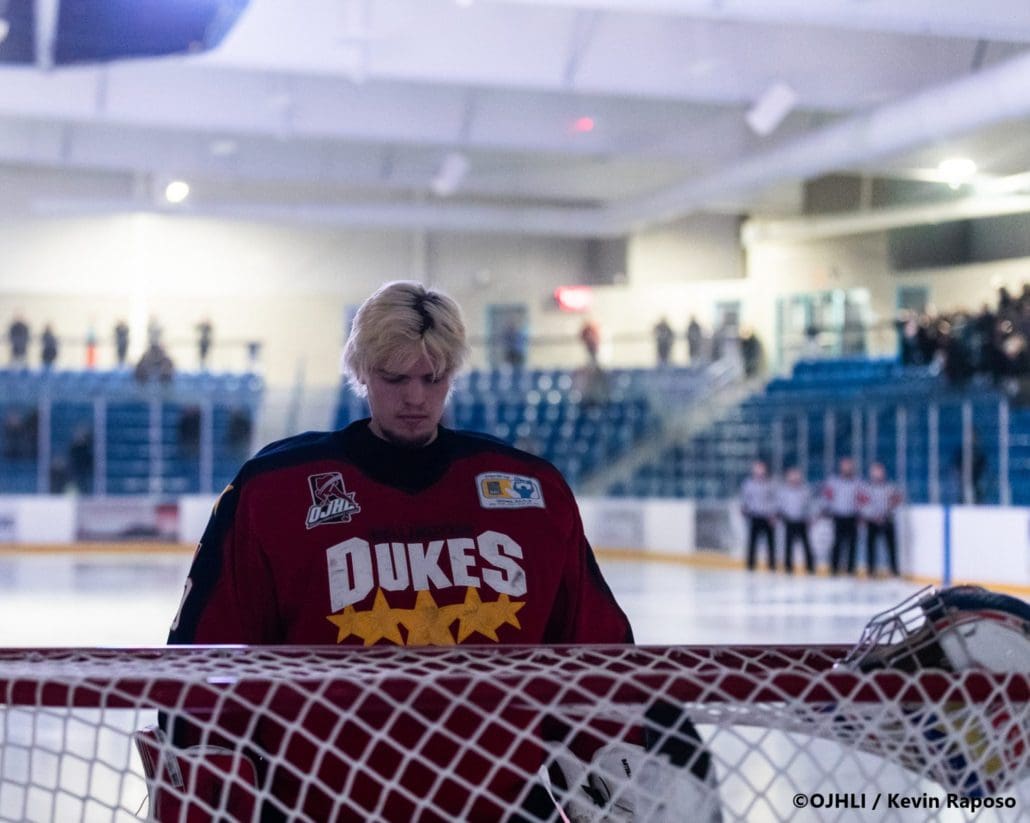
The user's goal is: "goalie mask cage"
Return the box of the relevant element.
[0,644,1027,823]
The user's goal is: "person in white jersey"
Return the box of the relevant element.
[777,466,815,574]
[858,462,903,577]
[740,460,777,571]
[821,457,861,575]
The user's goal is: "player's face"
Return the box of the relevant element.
[365,352,451,447]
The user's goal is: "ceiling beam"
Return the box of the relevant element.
[742,194,1030,245]
[33,0,59,70]
[490,0,1030,43]
[28,196,608,238]
[599,48,1030,232]
[562,9,601,87]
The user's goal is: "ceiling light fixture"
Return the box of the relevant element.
[938,157,977,189]
[0,18,9,45]
[746,82,797,137]
[209,138,238,157]
[164,180,190,204]
[431,152,469,197]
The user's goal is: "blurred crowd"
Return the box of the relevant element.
[6,314,261,380]
[649,315,763,376]
[897,284,1030,393]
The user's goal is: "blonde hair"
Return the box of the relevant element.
[342,281,468,396]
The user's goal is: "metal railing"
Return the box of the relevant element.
[0,371,262,496]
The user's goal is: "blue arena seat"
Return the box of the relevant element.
[610,358,1024,504]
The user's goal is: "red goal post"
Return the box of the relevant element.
[0,644,1028,822]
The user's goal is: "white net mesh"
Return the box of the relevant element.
[0,644,1028,822]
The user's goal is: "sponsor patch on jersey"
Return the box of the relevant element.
[475,472,545,509]
[306,472,361,528]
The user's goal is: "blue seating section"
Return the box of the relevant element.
[0,369,262,495]
[611,358,1019,504]
[334,367,695,487]
[0,399,38,493]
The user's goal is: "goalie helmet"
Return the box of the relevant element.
[839,586,1030,798]
[844,585,1030,673]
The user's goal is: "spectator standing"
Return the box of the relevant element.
[950,433,988,504]
[114,320,130,368]
[896,311,920,366]
[8,314,29,367]
[740,327,762,377]
[48,457,69,494]
[197,319,213,370]
[800,324,822,359]
[940,324,974,387]
[777,467,815,574]
[85,324,98,369]
[741,460,777,571]
[821,457,861,575]
[135,340,175,384]
[998,286,1015,319]
[246,340,262,372]
[500,321,527,369]
[579,318,600,366]
[653,317,674,366]
[40,324,58,370]
[686,316,703,364]
[857,462,903,577]
[915,314,937,365]
[68,424,94,494]
[971,303,996,372]
[147,317,163,347]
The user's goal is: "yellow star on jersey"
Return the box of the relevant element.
[353,589,406,646]
[399,590,461,646]
[327,588,526,646]
[455,587,525,642]
[326,605,357,643]
[326,589,404,646]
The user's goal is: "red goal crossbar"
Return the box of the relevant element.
[0,644,1026,709]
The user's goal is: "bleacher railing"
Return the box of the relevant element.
[0,370,262,496]
[612,360,1023,506]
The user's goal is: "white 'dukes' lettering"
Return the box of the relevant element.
[447,537,479,587]
[326,537,374,612]
[326,531,528,609]
[407,540,452,591]
[374,542,409,591]
[477,530,527,596]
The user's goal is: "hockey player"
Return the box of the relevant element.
[159,281,718,822]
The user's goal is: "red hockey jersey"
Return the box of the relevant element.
[167,420,632,820]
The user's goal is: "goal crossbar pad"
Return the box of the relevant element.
[1,644,1028,822]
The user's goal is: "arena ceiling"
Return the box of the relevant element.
[2,0,1030,237]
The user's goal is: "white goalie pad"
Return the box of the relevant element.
[542,742,722,823]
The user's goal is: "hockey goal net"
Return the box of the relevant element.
[0,643,1027,822]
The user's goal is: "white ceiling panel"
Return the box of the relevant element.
[0,0,1029,235]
